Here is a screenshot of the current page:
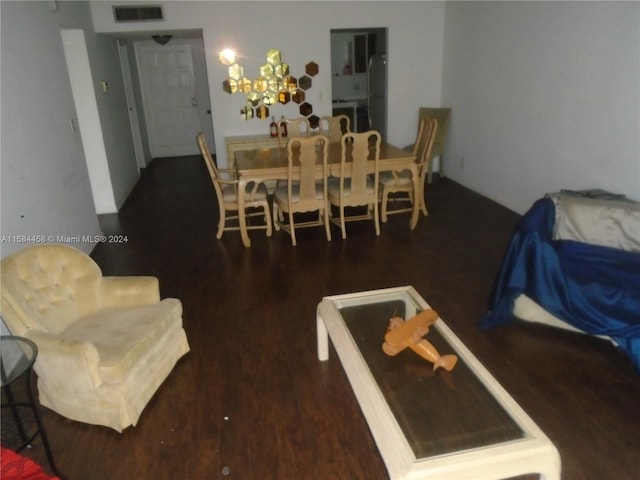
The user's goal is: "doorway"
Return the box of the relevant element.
[118,40,145,170]
[135,38,211,158]
[330,28,387,138]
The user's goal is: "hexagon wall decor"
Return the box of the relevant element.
[220,48,320,123]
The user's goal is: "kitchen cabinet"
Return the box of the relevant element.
[331,33,367,76]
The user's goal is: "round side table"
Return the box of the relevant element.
[1,335,67,479]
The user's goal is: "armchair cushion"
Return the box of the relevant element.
[61,299,182,385]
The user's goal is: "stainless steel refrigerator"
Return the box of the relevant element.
[368,53,387,140]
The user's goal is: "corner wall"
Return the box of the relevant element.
[1,1,101,256]
[442,2,640,214]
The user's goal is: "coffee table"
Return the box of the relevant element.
[316,286,560,480]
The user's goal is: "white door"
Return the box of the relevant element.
[136,42,200,157]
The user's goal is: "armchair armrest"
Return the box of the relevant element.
[27,330,104,390]
[218,167,238,180]
[98,276,160,308]
[216,172,265,202]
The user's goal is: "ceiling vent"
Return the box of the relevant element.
[113,5,164,22]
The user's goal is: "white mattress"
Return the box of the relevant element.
[513,294,616,345]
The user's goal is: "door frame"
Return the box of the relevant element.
[118,40,146,169]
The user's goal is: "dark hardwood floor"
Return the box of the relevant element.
[19,156,640,479]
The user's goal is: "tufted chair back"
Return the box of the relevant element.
[1,244,102,335]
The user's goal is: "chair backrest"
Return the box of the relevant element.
[339,130,381,204]
[284,117,311,138]
[319,115,350,143]
[411,117,427,158]
[1,244,102,335]
[414,116,438,174]
[286,136,329,212]
[418,107,450,159]
[197,132,234,203]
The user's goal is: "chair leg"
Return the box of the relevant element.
[418,184,429,216]
[322,208,332,241]
[420,199,429,216]
[288,210,297,246]
[373,201,380,236]
[217,209,226,239]
[273,203,280,231]
[272,203,277,230]
[264,204,273,237]
[380,189,389,223]
[339,205,347,239]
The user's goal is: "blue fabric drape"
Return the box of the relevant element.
[480,197,640,370]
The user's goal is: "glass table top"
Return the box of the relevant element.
[1,336,37,387]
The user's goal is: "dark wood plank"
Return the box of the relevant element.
[15,155,639,480]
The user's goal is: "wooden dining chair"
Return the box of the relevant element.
[273,136,331,246]
[319,115,350,143]
[197,132,272,241]
[283,117,311,139]
[419,107,451,183]
[328,130,381,239]
[379,116,437,222]
[275,117,312,187]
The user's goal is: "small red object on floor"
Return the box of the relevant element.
[1,447,60,480]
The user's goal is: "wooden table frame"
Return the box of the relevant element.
[316,286,561,480]
[234,141,417,247]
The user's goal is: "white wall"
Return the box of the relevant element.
[442,1,640,214]
[90,0,446,167]
[62,29,118,214]
[87,32,140,209]
[1,1,141,257]
[1,1,102,256]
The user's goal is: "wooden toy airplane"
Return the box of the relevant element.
[382,309,458,371]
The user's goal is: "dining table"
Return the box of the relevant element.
[233,140,418,247]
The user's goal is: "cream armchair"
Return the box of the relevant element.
[0,244,190,432]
